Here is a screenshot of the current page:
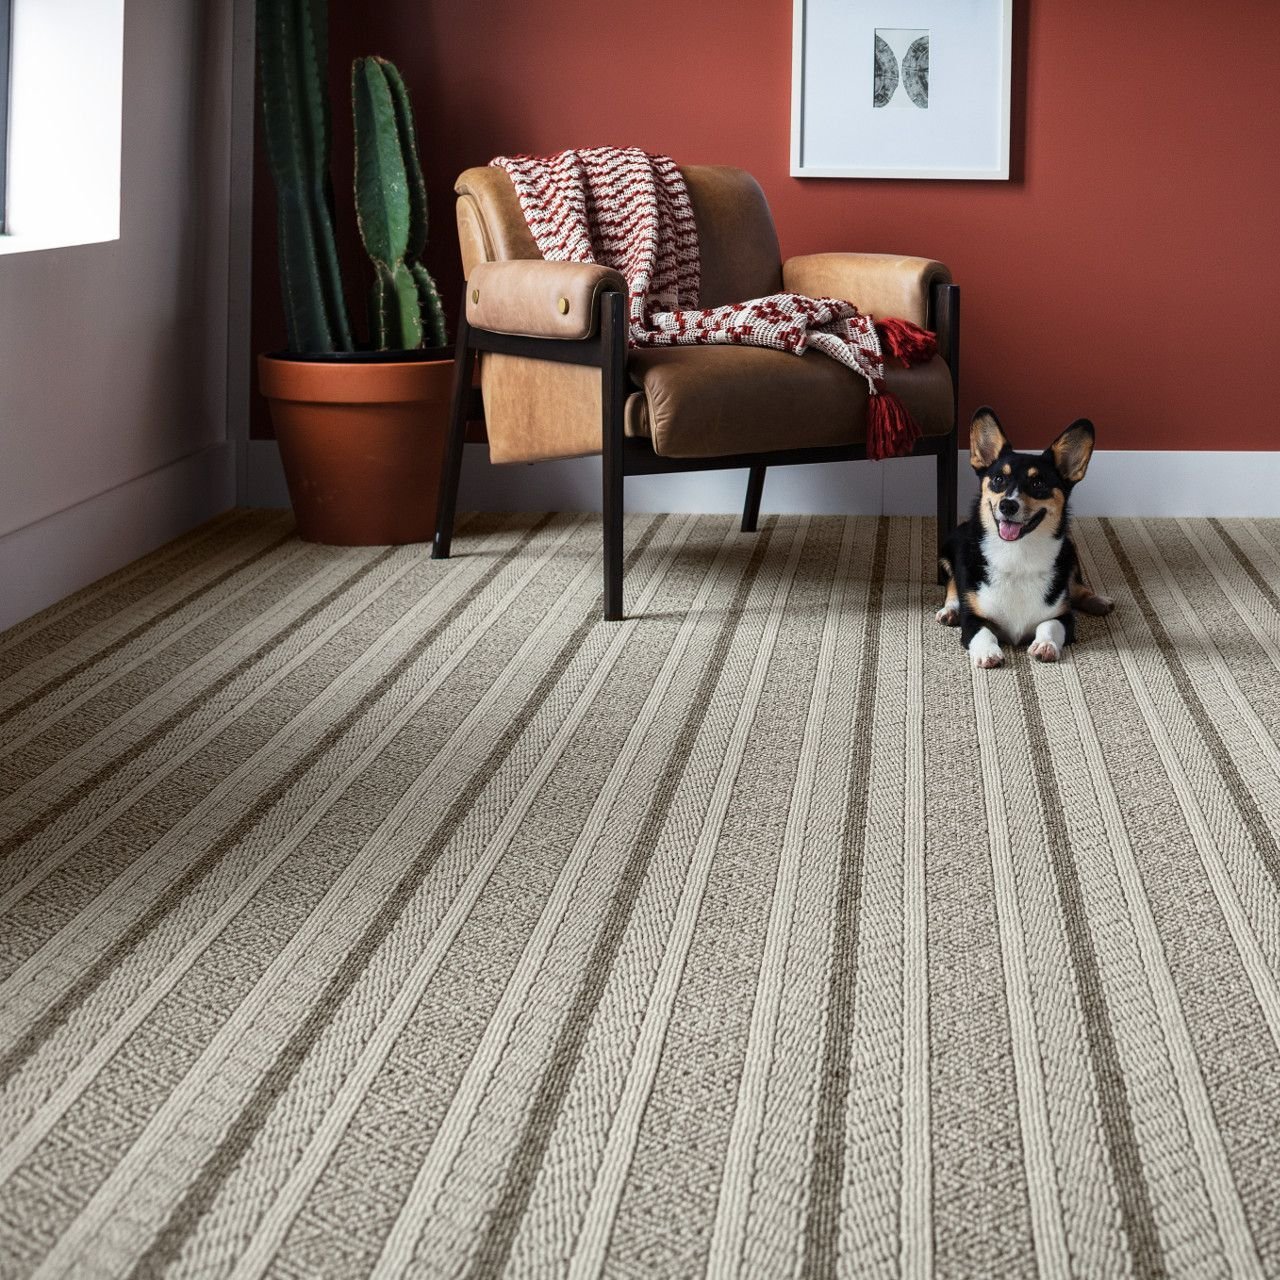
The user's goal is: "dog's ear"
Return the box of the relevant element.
[1049,419,1095,484]
[969,407,1011,472]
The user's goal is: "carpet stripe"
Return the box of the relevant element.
[256,518,730,1280]
[0,509,259,664]
[0,525,299,725]
[1190,520,1280,653]
[366,519,789,1279]
[1071,527,1280,1275]
[835,514,915,1279]
[0,538,333,778]
[341,520,749,1278]
[0,529,512,916]
[971,647,1072,1280]
[0,545,401,851]
[1071,524,1280,1052]
[1022,651,1222,1275]
[732,519,884,1280]
[21,517,601,1278]
[0,518,562,1087]
[1015,655,1167,1279]
[0,523,627,1184]
[512,518,873,1280]
[900,517,932,1280]
[1144,519,1280,770]
[1127,520,1280,968]
[1100,519,1280,901]
[214,516,706,1280]
[560,517,810,1280]
[799,516,889,1280]
[0,519,562,1007]
[1054,634,1264,1276]
[105,518,672,1280]
[705,517,860,1278]
[1208,518,1280,616]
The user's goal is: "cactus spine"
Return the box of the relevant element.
[353,57,448,351]
[256,0,353,353]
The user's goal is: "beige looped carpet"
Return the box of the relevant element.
[1,509,1279,1279]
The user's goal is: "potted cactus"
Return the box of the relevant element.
[256,0,452,545]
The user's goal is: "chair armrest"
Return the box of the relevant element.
[466,260,628,341]
[782,253,951,329]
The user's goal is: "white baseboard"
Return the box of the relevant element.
[0,442,236,631]
[244,441,1280,520]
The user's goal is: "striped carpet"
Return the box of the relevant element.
[1,508,1279,1279]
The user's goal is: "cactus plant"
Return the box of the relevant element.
[354,58,449,351]
[257,2,446,354]
[257,0,352,353]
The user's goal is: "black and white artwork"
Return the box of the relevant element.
[791,0,1010,179]
[873,29,929,110]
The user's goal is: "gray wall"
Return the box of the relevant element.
[0,0,240,630]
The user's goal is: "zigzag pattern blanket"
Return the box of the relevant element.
[490,146,936,459]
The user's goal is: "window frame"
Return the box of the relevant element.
[0,0,11,233]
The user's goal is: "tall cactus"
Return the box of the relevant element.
[353,57,448,351]
[257,0,353,353]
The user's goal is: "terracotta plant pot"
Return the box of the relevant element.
[258,351,454,546]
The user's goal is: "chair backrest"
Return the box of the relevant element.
[454,163,783,307]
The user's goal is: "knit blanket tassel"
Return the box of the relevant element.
[867,389,919,462]
[875,316,938,366]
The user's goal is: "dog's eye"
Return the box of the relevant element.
[988,474,1006,492]
[1026,480,1050,498]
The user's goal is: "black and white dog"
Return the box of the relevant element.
[938,407,1113,668]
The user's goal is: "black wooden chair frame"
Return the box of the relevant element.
[434,283,960,621]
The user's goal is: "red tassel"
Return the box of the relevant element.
[867,390,920,461]
[875,316,938,366]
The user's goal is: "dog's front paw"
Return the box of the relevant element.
[969,628,1004,669]
[1029,619,1066,663]
[1028,638,1060,663]
[935,604,959,627]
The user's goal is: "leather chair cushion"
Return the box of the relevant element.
[625,347,955,458]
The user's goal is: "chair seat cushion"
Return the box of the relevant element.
[624,345,954,458]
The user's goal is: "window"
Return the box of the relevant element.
[0,0,124,254]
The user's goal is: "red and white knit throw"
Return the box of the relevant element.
[490,146,937,460]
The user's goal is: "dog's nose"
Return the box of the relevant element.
[998,498,1019,518]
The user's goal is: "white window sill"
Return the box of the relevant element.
[0,229,119,257]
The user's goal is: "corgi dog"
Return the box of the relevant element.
[938,407,1113,668]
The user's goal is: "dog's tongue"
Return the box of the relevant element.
[998,521,1022,542]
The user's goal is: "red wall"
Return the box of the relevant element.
[253,1,1280,451]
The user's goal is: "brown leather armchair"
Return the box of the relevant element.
[433,164,959,620]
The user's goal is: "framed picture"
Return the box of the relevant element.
[791,0,1013,180]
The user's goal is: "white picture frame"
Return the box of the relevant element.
[791,0,1013,180]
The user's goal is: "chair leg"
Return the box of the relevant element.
[603,461,624,621]
[741,465,766,533]
[935,437,958,584]
[601,292,627,620]
[432,295,475,560]
[932,280,962,586]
